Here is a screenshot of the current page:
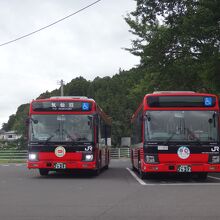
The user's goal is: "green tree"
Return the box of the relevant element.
[125,0,220,92]
[2,114,16,131]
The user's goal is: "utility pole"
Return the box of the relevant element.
[57,79,65,96]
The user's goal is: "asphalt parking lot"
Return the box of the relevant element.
[1,159,220,220]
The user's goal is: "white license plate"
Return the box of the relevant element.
[54,163,66,169]
[177,165,191,173]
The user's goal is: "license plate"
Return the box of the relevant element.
[54,163,66,169]
[177,165,191,173]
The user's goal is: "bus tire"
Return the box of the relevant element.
[132,165,136,171]
[131,151,135,171]
[39,169,49,176]
[94,156,101,176]
[197,172,207,180]
[138,159,146,179]
[139,170,146,179]
[105,151,109,169]
[94,168,100,176]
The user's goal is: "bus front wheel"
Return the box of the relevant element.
[197,172,207,180]
[39,169,49,176]
[94,157,101,176]
[138,160,146,179]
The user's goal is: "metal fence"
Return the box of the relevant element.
[110,148,130,159]
[0,150,27,161]
[0,147,130,161]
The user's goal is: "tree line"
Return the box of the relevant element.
[2,0,220,146]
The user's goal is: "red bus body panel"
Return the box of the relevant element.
[27,97,111,173]
[131,92,220,174]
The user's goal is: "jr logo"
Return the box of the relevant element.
[211,146,219,152]
[85,146,93,151]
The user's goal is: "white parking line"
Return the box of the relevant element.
[208,175,220,181]
[153,183,220,186]
[126,168,220,186]
[126,168,147,185]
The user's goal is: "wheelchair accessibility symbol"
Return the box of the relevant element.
[82,102,90,111]
[204,97,212,106]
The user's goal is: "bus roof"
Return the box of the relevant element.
[152,91,195,94]
[33,96,95,102]
[29,96,111,124]
[143,91,218,100]
[131,91,219,121]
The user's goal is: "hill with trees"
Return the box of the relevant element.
[2,68,148,146]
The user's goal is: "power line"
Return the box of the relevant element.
[0,0,102,47]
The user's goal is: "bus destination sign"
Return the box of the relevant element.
[147,96,216,107]
[32,101,92,111]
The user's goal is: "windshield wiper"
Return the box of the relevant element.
[185,128,202,144]
[62,129,90,142]
[62,129,78,142]
[41,129,60,144]
[75,137,88,141]
[45,134,54,143]
[164,132,177,144]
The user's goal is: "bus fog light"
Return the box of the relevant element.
[149,166,159,171]
[28,153,38,161]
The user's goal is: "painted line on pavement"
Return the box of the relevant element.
[152,183,220,186]
[126,167,147,185]
[208,175,220,181]
[126,168,220,186]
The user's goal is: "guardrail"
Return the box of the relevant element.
[0,147,130,161]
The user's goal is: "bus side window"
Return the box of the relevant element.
[105,124,111,146]
[100,118,106,146]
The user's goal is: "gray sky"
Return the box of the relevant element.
[0,0,139,128]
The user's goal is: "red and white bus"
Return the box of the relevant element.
[131,91,220,179]
[27,96,111,176]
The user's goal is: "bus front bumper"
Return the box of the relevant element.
[27,160,97,170]
[142,163,220,173]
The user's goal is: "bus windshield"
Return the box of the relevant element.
[145,111,218,142]
[29,114,93,143]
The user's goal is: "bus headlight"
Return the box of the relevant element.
[28,153,38,161]
[85,154,93,161]
[82,153,94,161]
[209,155,220,164]
[145,154,159,164]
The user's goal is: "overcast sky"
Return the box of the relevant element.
[0,0,139,128]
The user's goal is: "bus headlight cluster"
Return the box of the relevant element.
[28,153,38,161]
[209,155,220,164]
[85,154,93,161]
[82,153,94,162]
[145,154,159,164]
